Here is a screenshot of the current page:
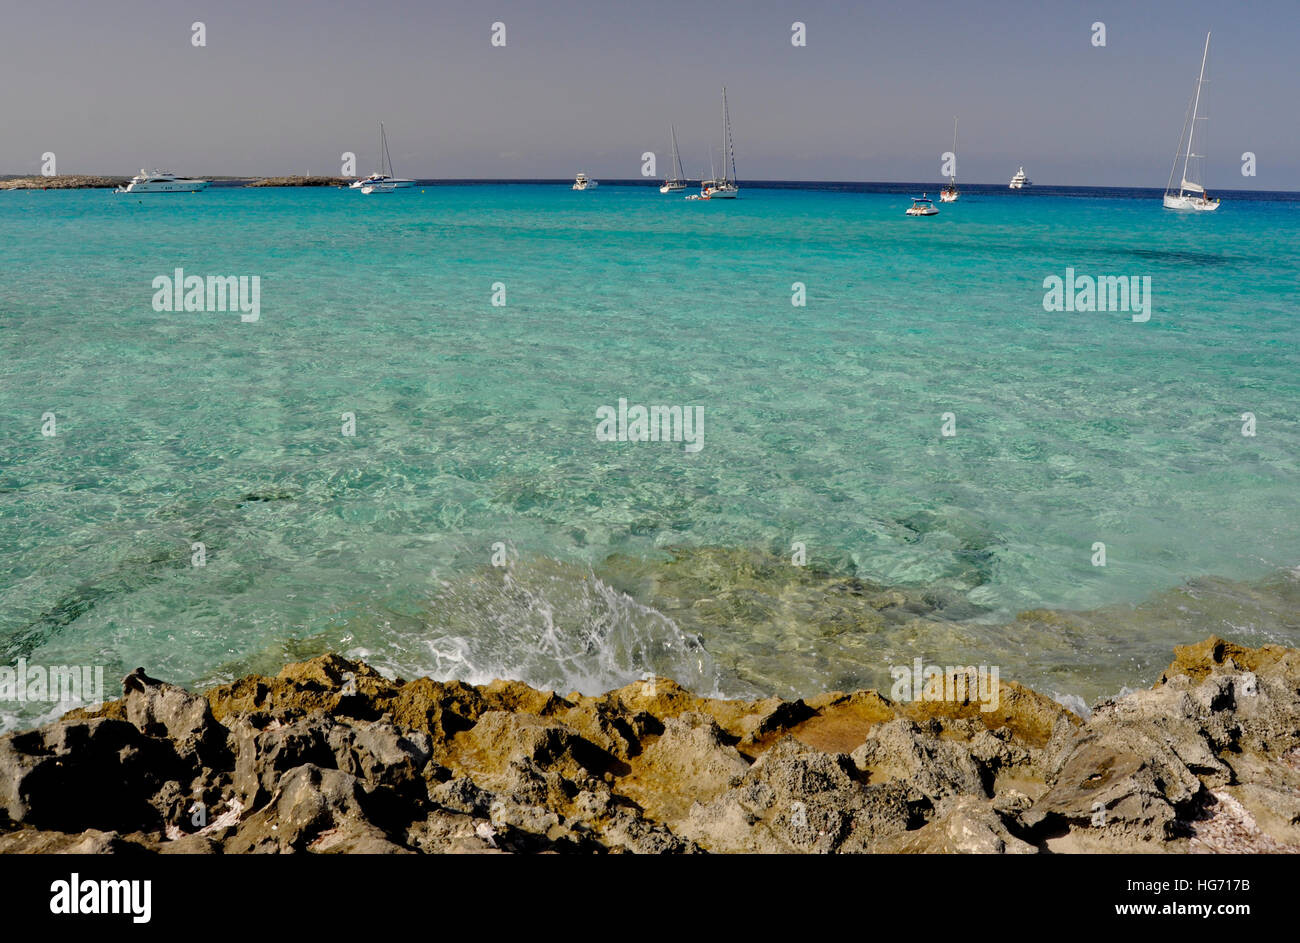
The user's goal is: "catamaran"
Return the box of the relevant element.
[660,124,688,193]
[114,170,209,194]
[939,117,960,202]
[350,122,414,192]
[698,87,738,199]
[1163,32,1220,212]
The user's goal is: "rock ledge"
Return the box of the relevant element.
[2,636,1297,854]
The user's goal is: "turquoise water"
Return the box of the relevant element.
[2,183,1298,727]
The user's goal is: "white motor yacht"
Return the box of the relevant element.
[114,170,209,194]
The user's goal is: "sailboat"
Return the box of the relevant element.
[1163,32,1220,211]
[699,87,738,199]
[939,117,960,202]
[350,122,415,192]
[660,124,688,193]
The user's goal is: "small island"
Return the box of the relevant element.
[246,175,351,187]
[0,175,129,190]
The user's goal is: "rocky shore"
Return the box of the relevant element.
[246,176,350,187]
[1,636,1297,853]
[0,175,128,190]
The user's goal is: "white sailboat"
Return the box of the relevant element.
[350,122,415,192]
[939,117,959,202]
[699,87,738,199]
[660,124,687,193]
[1163,32,1220,212]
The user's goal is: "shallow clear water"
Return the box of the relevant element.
[2,183,1298,728]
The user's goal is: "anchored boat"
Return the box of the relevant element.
[1163,32,1220,212]
[906,195,939,216]
[940,117,960,202]
[660,124,687,193]
[350,122,414,192]
[114,170,209,194]
[698,87,738,199]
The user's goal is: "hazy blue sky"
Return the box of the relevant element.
[3,0,1296,187]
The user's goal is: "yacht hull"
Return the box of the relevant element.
[115,181,208,194]
[350,178,414,189]
[1163,194,1219,211]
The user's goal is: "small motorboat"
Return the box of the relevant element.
[906,195,939,216]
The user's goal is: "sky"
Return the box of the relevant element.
[2,0,1297,188]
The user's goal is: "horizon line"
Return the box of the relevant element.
[4,174,1296,195]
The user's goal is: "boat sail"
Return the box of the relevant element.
[1163,32,1220,211]
[660,124,687,193]
[351,122,415,192]
[940,117,959,202]
[699,87,738,199]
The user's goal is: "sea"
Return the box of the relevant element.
[1,179,1297,730]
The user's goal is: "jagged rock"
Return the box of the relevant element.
[0,718,184,831]
[224,764,407,854]
[1,636,1298,854]
[682,736,914,853]
[851,719,987,800]
[880,796,1035,853]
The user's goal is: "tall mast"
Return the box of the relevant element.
[1181,32,1210,193]
[381,122,394,178]
[951,116,958,184]
[722,87,736,183]
[670,124,683,181]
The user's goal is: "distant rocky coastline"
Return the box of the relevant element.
[0,174,351,190]
[0,175,128,190]
[246,176,350,187]
[1,636,1296,853]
